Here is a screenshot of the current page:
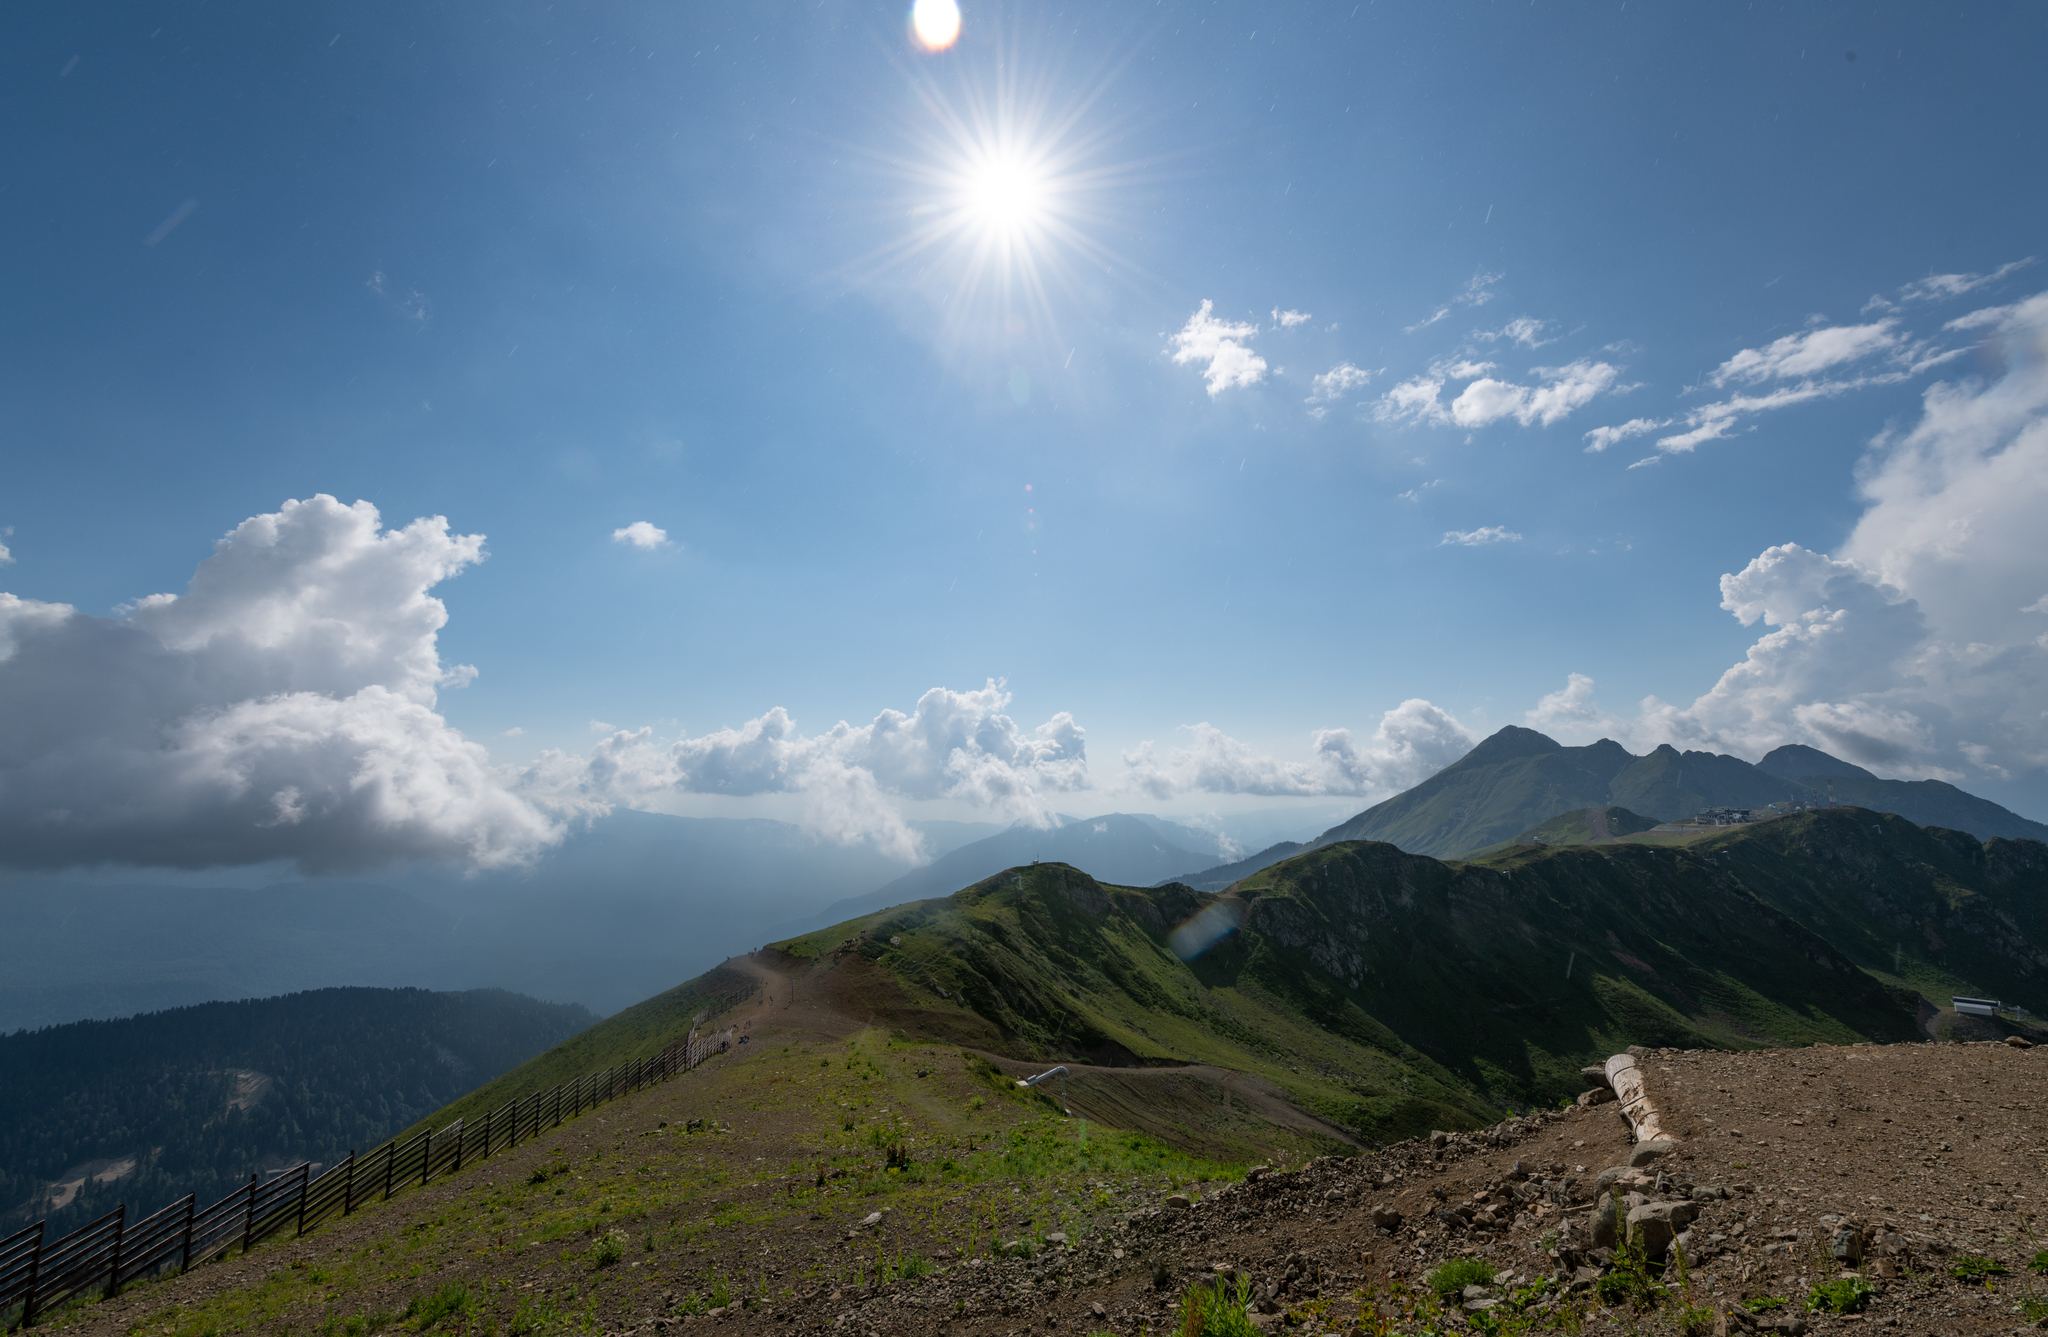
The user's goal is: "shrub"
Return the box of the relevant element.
[1176,1274,1257,1337]
[588,1230,628,1269]
[1953,1255,2010,1283]
[1743,1296,1787,1313]
[403,1282,474,1329]
[1805,1276,1875,1314]
[1423,1256,1496,1299]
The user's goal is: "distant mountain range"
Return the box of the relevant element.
[0,810,962,1030]
[1170,727,2048,888]
[0,986,591,1237]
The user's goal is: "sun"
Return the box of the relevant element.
[960,150,1050,238]
[838,33,1146,358]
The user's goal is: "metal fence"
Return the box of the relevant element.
[1,987,750,1330]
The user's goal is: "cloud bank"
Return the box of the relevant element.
[0,496,560,873]
[522,682,1089,863]
[1533,290,2048,793]
[1120,700,1475,802]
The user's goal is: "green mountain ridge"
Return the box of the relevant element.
[424,808,2044,1163]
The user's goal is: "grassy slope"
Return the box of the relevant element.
[1458,805,1660,858]
[81,1030,1259,1337]
[771,865,1496,1146]
[391,963,755,1143]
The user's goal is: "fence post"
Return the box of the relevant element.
[483,1107,493,1160]
[344,1150,356,1216]
[180,1192,195,1274]
[241,1173,258,1255]
[453,1120,464,1175]
[296,1163,310,1238]
[21,1219,43,1327]
[383,1142,394,1201]
[421,1127,433,1186]
[106,1202,126,1297]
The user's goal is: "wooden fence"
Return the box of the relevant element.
[0,987,751,1330]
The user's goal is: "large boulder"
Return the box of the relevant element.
[1625,1200,1700,1261]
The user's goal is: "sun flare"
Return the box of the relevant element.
[910,0,961,52]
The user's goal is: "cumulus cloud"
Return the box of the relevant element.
[1441,526,1522,546]
[0,496,561,873]
[1380,360,1618,429]
[1583,418,1670,453]
[521,681,1089,863]
[1120,699,1474,801]
[1534,290,2048,793]
[1271,308,1312,328]
[1307,362,1373,404]
[0,529,11,564]
[1170,301,1267,396]
[612,521,670,550]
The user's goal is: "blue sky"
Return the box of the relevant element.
[4,0,2045,871]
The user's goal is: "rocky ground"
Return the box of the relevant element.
[45,1009,2046,1337]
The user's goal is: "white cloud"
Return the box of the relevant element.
[1271,308,1312,328]
[1709,320,1901,386]
[1396,479,1441,502]
[612,521,670,550]
[1405,270,1503,333]
[1448,360,1620,428]
[1120,699,1474,801]
[1582,417,1669,453]
[522,681,1089,863]
[1896,258,2035,306]
[1945,303,2020,333]
[1439,359,1497,380]
[1542,290,2048,789]
[1307,362,1373,403]
[1653,374,1903,456]
[1478,317,1556,348]
[0,496,562,873]
[1373,375,1447,424]
[1441,526,1523,546]
[1170,301,1267,396]
[0,530,11,565]
[1461,269,1504,307]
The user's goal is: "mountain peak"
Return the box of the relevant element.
[1758,744,1877,782]
[1457,725,1562,767]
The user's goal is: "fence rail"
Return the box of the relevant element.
[0,985,752,1331]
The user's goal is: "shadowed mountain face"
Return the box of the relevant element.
[1174,728,2048,875]
[1312,728,1815,858]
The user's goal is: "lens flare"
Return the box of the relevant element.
[911,0,961,52]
